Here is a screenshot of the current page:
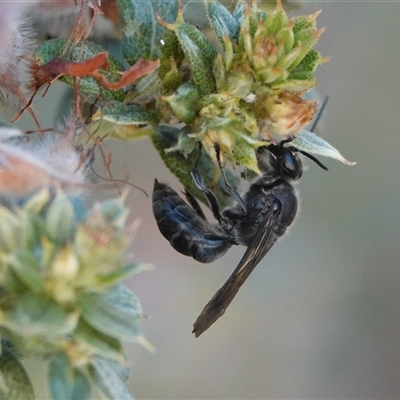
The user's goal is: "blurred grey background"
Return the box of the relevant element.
[2,1,400,399]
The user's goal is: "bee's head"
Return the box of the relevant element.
[265,144,303,181]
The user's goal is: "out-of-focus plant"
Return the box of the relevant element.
[0,1,153,398]
[0,183,148,399]
[0,124,151,400]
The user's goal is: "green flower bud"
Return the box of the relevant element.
[162,83,200,123]
[45,192,75,246]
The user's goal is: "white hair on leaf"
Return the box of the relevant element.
[0,3,37,111]
[0,121,92,198]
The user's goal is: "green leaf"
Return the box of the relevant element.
[239,12,253,57]
[276,25,295,55]
[0,206,21,252]
[276,44,302,70]
[89,355,134,400]
[49,354,91,400]
[90,101,158,140]
[265,7,289,37]
[286,71,315,82]
[290,49,323,73]
[126,67,160,103]
[7,250,45,293]
[174,23,217,95]
[160,29,184,63]
[162,83,200,123]
[17,212,42,251]
[95,101,158,126]
[213,52,228,91]
[97,263,151,286]
[98,197,128,226]
[293,13,318,34]
[22,189,51,214]
[0,331,59,359]
[232,0,244,26]
[78,286,142,340]
[205,0,240,47]
[272,75,315,92]
[74,319,123,361]
[0,346,34,400]
[105,285,142,314]
[68,196,88,224]
[118,0,179,65]
[291,28,322,70]
[231,133,261,173]
[7,293,78,336]
[289,130,357,166]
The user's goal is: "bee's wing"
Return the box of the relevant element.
[193,203,281,337]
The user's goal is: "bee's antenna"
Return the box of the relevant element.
[297,149,328,171]
[310,96,329,132]
[287,95,329,171]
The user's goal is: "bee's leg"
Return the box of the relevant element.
[191,167,223,223]
[214,143,246,213]
[183,189,207,221]
[189,142,225,223]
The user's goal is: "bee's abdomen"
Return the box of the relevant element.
[152,180,233,263]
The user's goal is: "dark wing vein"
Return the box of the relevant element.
[193,206,281,337]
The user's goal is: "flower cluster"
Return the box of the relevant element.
[158,0,329,171]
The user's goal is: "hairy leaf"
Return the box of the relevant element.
[205,0,240,47]
[78,285,142,340]
[7,293,78,336]
[118,0,179,65]
[89,355,133,400]
[74,319,123,361]
[49,354,91,400]
[289,130,357,166]
[0,346,34,400]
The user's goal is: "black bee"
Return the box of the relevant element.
[152,97,330,336]
[152,140,328,337]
